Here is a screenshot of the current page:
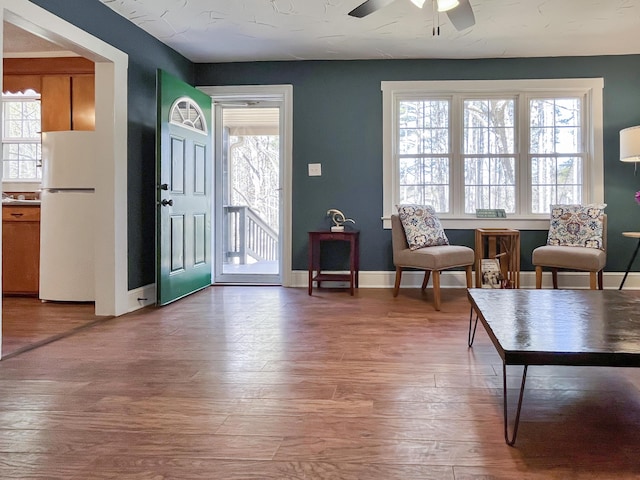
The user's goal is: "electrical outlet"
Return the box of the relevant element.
[308,163,322,176]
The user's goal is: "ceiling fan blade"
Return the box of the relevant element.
[348,0,395,18]
[446,0,475,30]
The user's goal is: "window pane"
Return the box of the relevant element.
[399,186,449,212]
[19,160,38,179]
[555,98,580,125]
[556,126,580,153]
[530,156,582,213]
[464,157,515,213]
[2,96,42,181]
[532,185,555,213]
[530,97,582,154]
[557,185,582,205]
[398,157,449,213]
[464,157,490,184]
[399,157,448,184]
[531,157,555,184]
[558,157,582,184]
[399,100,449,154]
[464,99,515,155]
[465,185,489,211]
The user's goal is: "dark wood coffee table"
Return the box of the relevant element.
[467,288,640,446]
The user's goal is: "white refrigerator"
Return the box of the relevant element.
[39,131,96,302]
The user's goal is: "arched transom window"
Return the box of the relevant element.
[169,97,207,134]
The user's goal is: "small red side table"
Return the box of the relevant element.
[308,230,360,295]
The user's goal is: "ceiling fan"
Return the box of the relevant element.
[348,0,475,32]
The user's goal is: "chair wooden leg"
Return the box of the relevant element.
[535,266,543,289]
[597,270,604,290]
[465,265,473,288]
[590,271,597,290]
[551,268,559,289]
[421,270,431,291]
[393,267,402,297]
[432,270,441,311]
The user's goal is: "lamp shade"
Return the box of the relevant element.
[410,0,427,8]
[437,0,460,12]
[620,126,640,162]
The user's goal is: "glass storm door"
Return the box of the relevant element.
[213,102,283,284]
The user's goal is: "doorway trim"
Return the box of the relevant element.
[0,0,129,324]
[198,85,293,287]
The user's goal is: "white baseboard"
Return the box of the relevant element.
[291,270,640,290]
[127,284,156,312]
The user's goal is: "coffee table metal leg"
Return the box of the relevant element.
[619,238,640,290]
[503,363,528,446]
[468,306,479,347]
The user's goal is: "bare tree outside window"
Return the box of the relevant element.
[398,100,450,212]
[530,98,583,213]
[463,98,516,213]
[229,134,280,232]
[2,91,42,181]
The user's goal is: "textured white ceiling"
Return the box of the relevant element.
[98,0,640,63]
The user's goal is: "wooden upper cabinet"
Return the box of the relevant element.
[71,75,95,131]
[41,75,72,132]
[3,57,95,132]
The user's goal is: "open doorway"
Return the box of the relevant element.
[0,2,129,358]
[215,104,282,283]
[200,85,293,287]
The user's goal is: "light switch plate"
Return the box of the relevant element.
[308,163,322,176]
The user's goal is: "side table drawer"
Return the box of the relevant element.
[320,233,350,241]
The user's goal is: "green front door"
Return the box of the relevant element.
[156,69,212,305]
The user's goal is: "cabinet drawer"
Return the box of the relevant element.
[2,206,41,222]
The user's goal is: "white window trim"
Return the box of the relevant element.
[382,78,604,230]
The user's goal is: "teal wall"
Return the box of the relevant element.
[26,1,640,283]
[29,0,194,289]
[195,57,640,272]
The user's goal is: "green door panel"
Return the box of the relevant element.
[156,69,212,306]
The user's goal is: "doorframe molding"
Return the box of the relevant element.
[198,84,293,287]
[0,0,129,320]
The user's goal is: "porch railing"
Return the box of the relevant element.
[224,205,278,264]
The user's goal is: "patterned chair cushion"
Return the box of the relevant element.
[547,204,606,250]
[397,205,449,250]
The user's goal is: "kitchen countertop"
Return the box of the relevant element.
[2,199,41,206]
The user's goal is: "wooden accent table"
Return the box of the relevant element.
[468,289,640,446]
[474,228,520,288]
[308,230,360,295]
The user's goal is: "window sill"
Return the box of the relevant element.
[382,216,550,230]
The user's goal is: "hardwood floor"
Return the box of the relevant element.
[2,296,102,357]
[0,286,639,479]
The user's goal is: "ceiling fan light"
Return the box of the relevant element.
[436,0,459,12]
[410,0,427,8]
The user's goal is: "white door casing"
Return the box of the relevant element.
[0,0,129,339]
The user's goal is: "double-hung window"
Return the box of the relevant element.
[382,79,604,229]
[2,90,42,182]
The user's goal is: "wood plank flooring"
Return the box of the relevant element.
[2,297,102,357]
[1,286,640,479]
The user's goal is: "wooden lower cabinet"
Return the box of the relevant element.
[2,205,40,295]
